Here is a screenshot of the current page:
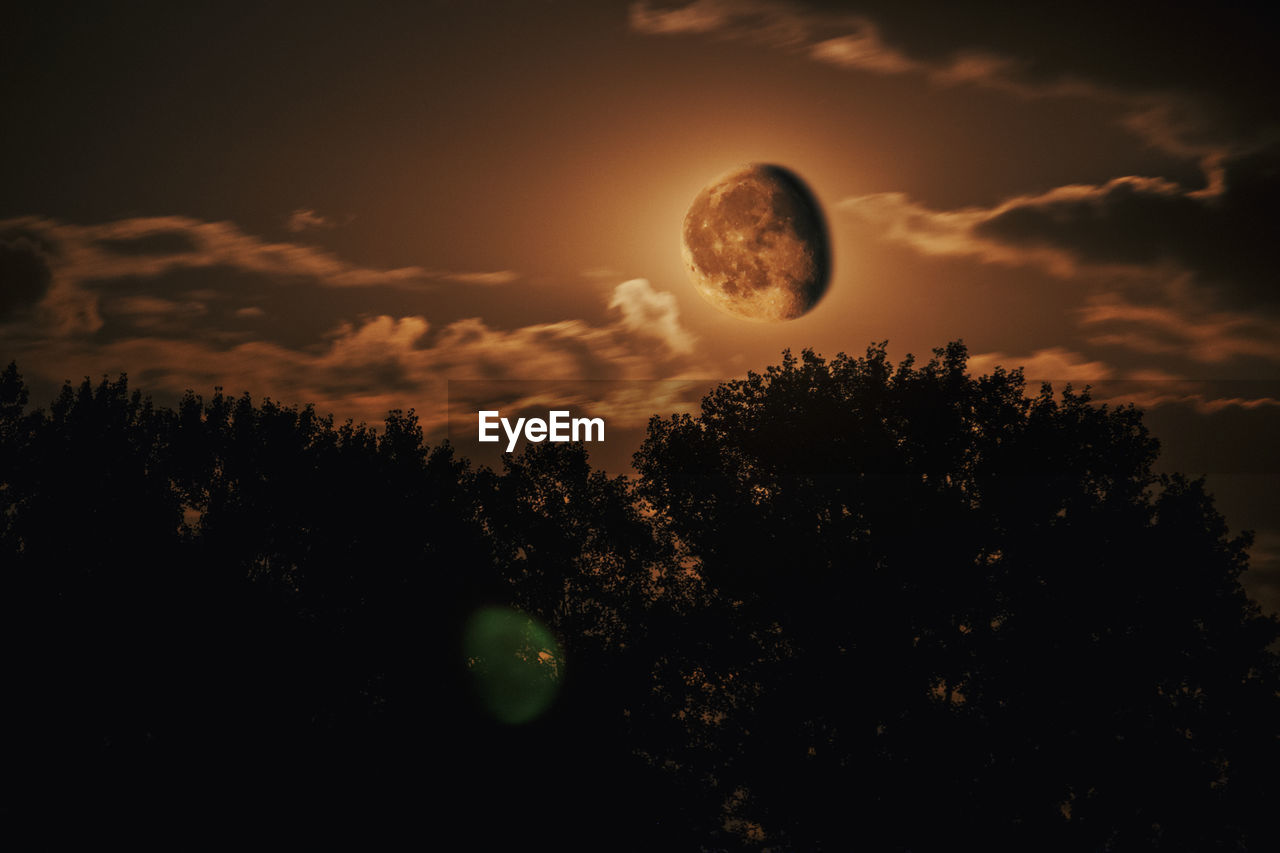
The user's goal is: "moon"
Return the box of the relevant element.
[682,163,830,322]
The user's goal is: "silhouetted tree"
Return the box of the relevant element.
[4,346,1276,850]
[0,373,499,833]
[471,442,705,846]
[634,342,1280,852]
[1,368,191,826]
[161,390,498,825]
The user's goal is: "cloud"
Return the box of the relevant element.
[975,147,1280,306]
[1079,293,1280,365]
[635,2,1280,379]
[0,215,531,340]
[285,208,340,233]
[94,230,202,256]
[629,1,1268,164]
[440,270,520,286]
[839,189,1086,276]
[807,25,919,75]
[3,215,432,295]
[1107,390,1280,415]
[968,347,1115,383]
[630,2,926,75]
[842,143,1280,312]
[836,139,1280,374]
[608,278,695,355]
[3,211,706,433]
[629,0,743,36]
[968,346,1280,413]
[0,234,53,320]
[28,275,704,433]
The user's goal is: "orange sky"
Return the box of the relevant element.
[2,0,1278,610]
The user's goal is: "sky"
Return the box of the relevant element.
[3,1,1278,610]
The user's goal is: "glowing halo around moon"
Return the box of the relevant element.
[681,163,831,322]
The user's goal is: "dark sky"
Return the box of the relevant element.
[3,0,1278,610]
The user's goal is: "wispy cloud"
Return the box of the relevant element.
[285,208,341,233]
[628,1,1253,166]
[1080,293,1280,365]
[440,270,521,286]
[968,347,1115,382]
[609,278,695,355]
[1,212,705,432]
[842,141,1280,319]
[840,175,1196,279]
[0,215,525,337]
[6,215,431,294]
[841,190,1082,275]
[630,1,1029,89]
[630,1,930,75]
[969,346,1280,413]
[18,275,704,433]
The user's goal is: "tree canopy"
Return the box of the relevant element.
[634,342,1280,850]
[1,343,1276,850]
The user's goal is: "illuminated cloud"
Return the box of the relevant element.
[842,143,1280,313]
[635,0,1008,93]
[630,1,919,72]
[1080,294,1280,365]
[285,208,339,233]
[1,212,706,433]
[839,189,1085,276]
[2,215,525,295]
[968,347,1115,383]
[968,346,1280,413]
[1106,390,1280,415]
[629,0,743,36]
[608,278,695,355]
[12,292,705,433]
[0,215,532,342]
[440,270,521,286]
[807,26,918,75]
[1,215,431,294]
[628,2,1246,161]
[94,229,201,256]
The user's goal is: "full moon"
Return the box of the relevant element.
[682,163,830,322]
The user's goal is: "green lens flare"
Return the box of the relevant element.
[463,606,563,724]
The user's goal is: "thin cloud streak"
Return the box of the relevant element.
[969,347,1280,413]
[440,270,521,286]
[0,215,524,337]
[840,174,1204,278]
[285,208,341,233]
[628,0,1235,163]
[1080,295,1280,365]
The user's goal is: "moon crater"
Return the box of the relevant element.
[682,163,830,322]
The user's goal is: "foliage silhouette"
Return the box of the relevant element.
[1,344,1276,850]
[634,342,1280,851]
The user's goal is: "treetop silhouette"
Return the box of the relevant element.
[1,346,1276,850]
[633,341,1279,851]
